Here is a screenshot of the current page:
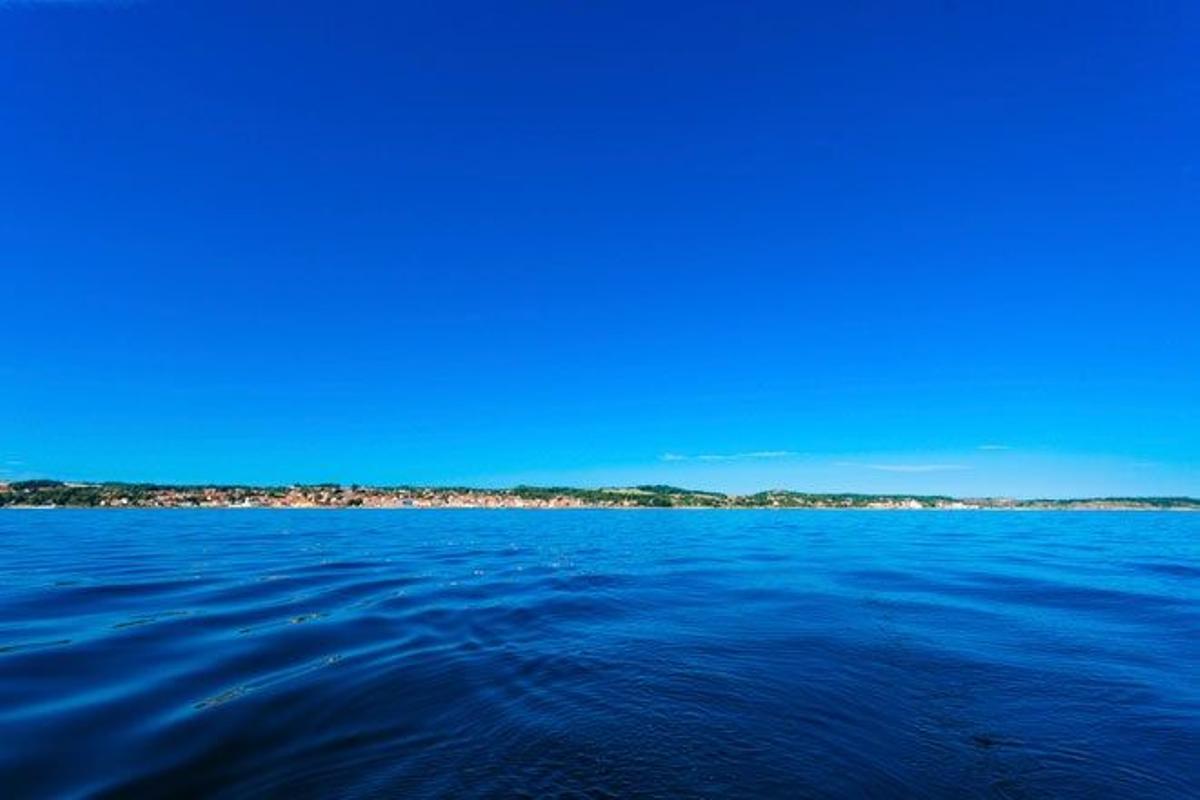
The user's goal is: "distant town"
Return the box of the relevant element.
[1,480,1196,510]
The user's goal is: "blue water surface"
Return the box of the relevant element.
[0,510,1197,798]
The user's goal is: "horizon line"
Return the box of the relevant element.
[2,478,1197,504]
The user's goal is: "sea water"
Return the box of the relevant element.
[0,510,1196,798]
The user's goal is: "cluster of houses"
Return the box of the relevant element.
[53,486,605,509]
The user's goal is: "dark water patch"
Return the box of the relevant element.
[113,610,192,629]
[1,577,209,616]
[1131,561,1200,580]
[945,571,1186,618]
[0,638,72,656]
[288,559,387,573]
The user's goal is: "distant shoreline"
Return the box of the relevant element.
[3,506,1196,512]
[2,481,1197,511]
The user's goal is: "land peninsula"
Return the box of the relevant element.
[1,480,1196,510]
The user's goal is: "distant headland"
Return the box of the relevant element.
[1,480,1196,510]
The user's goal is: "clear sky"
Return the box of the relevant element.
[2,1,1197,497]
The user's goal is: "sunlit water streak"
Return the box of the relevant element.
[0,510,1197,798]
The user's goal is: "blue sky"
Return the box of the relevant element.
[1,1,1197,496]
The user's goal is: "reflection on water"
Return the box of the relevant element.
[0,510,1197,798]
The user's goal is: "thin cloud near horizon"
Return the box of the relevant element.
[836,462,970,473]
[661,451,799,463]
[661,453,969,474]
